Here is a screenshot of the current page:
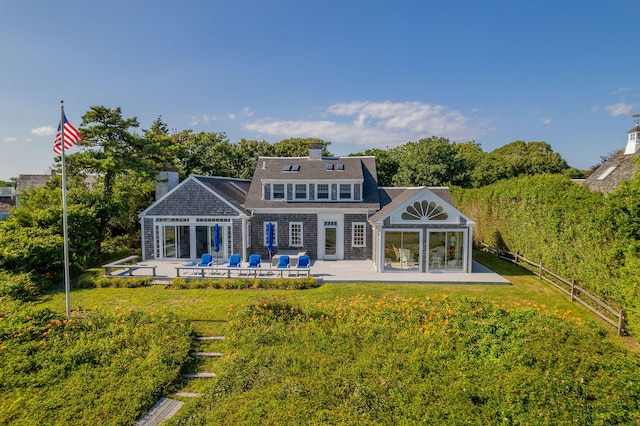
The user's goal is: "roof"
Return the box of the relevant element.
[583,148,640,193]
[244,156,380,210]
[369,186,455,223]
[194,176,252,213]
[16,174,53,193]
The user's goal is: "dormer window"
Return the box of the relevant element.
[337,163,344,171]
[326,163,334,171]
[339,183,352,200]
[273,183,285,199]
[294,184,307,200]
[317,183,329,199]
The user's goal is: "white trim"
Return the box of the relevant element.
[352,222,366,247]
[289,222,303,247]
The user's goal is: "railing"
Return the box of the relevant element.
[479,241,626,336]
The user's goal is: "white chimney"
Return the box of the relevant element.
[156,170,179,200]
[309,142,323,159]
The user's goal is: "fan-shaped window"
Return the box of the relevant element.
[401,200,448,221]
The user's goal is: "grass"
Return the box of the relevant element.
[3,251,637,424]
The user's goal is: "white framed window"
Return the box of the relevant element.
[289,222,303,247]
[272,183,285,200]
[352,222,366,247]
[263,222,278,246]
[316,183,329,200]
[294,183,307,200]
[339,184,352,200]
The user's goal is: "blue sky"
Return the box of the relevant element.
[1,0,639,181]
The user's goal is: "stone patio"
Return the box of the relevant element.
[110,259,510,285]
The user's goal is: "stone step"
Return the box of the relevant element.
[174,392,202,398]
[182,372,217,378]
[196,336,224,341]
[191,352,223,357]
[135,397,184,426]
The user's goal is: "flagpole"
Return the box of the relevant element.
[60,100,71,318]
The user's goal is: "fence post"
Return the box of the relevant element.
[618,309,627,336]
[538,261,543,279]
[515,251,519,265]
[571,280,575,302]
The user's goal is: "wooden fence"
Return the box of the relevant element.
[479,242,627,336]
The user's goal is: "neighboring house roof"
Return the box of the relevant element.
[244,156,380,210]
[0,201,14,213]
[15,174,53,193]
[583,148,640,194]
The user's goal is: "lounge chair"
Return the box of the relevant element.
[196,253,213,267]
[276,255,290,276]
[295,255,311,276]
[227,254,241,268]
[247,254,262,275]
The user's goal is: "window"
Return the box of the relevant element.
[273,183,285,199]
[316,183,329,199]
[263,222,278,246]
[352,222,366,247]
[295,184,307,200]
[339,184,352,200]
[597,166,616,181]
[326,163,334,170]
[337,163,344,170]
[289,222,303,247]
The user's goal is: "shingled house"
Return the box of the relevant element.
[139,143,476,273]
[584,122,640,194]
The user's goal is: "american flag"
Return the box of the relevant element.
[53,114,83,155]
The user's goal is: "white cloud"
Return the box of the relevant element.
[541,118,551,125]
[590,105,601,112]
[31,125,56,136]
[2,137,18,143]
[612,87,633,95]
[243,101,487,149]
[190,114,216,126]
[242,107,253,117]
[227,113,237,120]
[605,103,633,117]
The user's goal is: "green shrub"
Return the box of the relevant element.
[94,276,152,288]
[0,271,40,301]
[75,269,102,289]
[167,276,321,290]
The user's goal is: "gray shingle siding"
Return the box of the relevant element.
[344,214,371,260]
[147,180,237,216]
[251,213,318,260]
[143,218,154,260]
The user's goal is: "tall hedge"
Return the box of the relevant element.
[453,174,640,334]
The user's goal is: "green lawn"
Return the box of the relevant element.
[5,251,637,425]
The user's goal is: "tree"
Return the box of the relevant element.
[272,138,332,157]
[491,141,568,176]
[392,137,468,187]
[350,148,399,187]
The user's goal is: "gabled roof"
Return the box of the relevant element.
[369,186,473,225]
[583,148,640,194]
[244,156,380,210]
[194,176,251,210]
[139,175,252,217]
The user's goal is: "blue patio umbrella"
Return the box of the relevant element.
[267,222,274,255]
[213,224,220,265]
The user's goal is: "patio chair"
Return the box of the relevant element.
[227,254,241,268]
[295,255,311,276]
[276,255,290,276]
[247,254,262,276]
[196,253,213,267]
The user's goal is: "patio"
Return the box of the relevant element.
[107,259,510,285]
